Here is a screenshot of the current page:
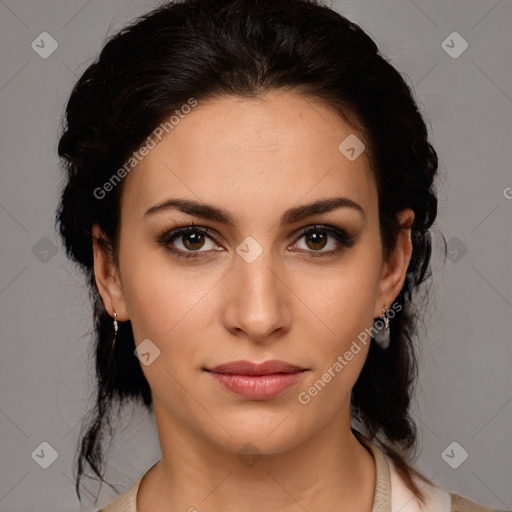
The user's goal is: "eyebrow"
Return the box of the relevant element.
[144,196,364,225]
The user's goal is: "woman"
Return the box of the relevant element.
[55,0,507,511]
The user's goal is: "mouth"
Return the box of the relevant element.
[204,360,308,400]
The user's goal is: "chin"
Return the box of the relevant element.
[200,412,310,456]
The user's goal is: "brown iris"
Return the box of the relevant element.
[182,231,206,251]
[304,231,328,251]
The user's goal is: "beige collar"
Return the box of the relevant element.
[354,430,451,512]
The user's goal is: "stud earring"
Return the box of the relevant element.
[373,305,390,349]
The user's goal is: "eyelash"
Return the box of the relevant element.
[157,223,356,260]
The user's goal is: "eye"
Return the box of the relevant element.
[291,224,356,257]
[158,223,356,260]
[158,225,221,259]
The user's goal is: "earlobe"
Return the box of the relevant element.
[91,223,129,321]
[374,209,414,317]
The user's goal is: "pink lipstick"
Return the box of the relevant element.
[205,360,307,400]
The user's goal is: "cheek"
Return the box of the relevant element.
[293,263,380,419]
[304,253,381,350]
[119,242,224,372]
[122,260,214,342]
[291,252,381,407]
[119,254,217,412]
[300,277,375,390]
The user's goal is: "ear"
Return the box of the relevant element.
[374,209,414,317]
[91,223,129,321]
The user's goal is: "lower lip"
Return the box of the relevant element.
[207,371,306,400]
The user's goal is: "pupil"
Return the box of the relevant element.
[307,232,327,250]
[183,232,204,250]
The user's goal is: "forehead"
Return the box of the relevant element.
[121,91,377,223]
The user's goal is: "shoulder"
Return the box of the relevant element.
[386,454,508,512]
[96,478,140,512]
[450,492,510,512]
[388,456,451,512]
[95,461,159,512]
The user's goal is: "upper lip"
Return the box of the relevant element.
[206,360,306,375]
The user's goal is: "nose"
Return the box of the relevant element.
[221,246,292,344]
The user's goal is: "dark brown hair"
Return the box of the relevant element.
[56,0,442,502]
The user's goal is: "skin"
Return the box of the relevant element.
[92,90,414,512]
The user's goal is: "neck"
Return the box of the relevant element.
[137,400,376,512]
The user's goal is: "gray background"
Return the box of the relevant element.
[0,0,511,511]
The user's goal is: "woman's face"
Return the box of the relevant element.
[93,90,413,455]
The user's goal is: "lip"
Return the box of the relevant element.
[207,359,306,375]
[205,360,307,400]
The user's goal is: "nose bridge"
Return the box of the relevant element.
[224,237,290,341]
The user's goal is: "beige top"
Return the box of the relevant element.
[97,432,507,512]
